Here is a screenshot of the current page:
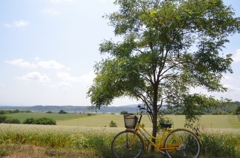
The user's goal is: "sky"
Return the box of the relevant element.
[0,0,240,106]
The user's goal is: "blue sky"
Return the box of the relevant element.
[0,0,240,106]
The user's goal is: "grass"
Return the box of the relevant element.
[0,124,119,158]
[57,114,239,129]
[4,112,239,129]
[5,112,85,122]
[0,124,239,158]
[200,129,240,158]
[0,114,239,157]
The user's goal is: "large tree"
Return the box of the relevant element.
[87,0,239,138]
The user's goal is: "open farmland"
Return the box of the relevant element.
[56,114,240,129]
[0,114,239,157]
[3,112,240,129]
[5,112,84,122]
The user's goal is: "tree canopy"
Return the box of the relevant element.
[87,0,240,136]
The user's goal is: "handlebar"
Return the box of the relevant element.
[137,105,152,114]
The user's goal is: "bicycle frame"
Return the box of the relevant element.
[127,123,177,154]
[126,110,200,155]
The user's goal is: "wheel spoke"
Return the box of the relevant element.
[164,129,201,158]
[111,131,144,158]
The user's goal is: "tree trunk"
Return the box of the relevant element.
[151,84,158,151]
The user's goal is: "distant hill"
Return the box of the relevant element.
[0,105,139,114]
[1,101,239,114]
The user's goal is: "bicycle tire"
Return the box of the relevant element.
[111,130,144,158]
[164,129,201,158]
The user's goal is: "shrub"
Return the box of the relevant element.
[109,120,117,127]
[4,118,20,124]
[23,118,36,124]
[0,115,7,123]
[233,106,240,115]
[35,117,56,125]
[58,110,67,114]
[120,111,128,115]
[0,149,10,157]
[23,117,56,125]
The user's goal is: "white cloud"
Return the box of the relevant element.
[5,59,37,68]
[35,57,40,61]
[0,83,6,87]
[17,72,50,83]
[98,0,112,3]
[37,60,68,70]
[50,82,72,90]
[49,0,60,2]
[79,71,95,86]
[232,49,240,63]
[14,20,30,27]
[4,24,12,27]
[224,84,240,94]
[6,58,70,70]
[4,20,30,27]
[56,71,95,87]
[49,0,74,2]
[56,72,81,82]
[56,71,95,86]
[41,8,60,15]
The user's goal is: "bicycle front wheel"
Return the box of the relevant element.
[111,130,144,158]
[164,129,201,158]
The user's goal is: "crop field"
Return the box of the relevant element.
[5,112,85,122]
[0,113,239,157]
[5,112,240,128]
[57,114,239,129]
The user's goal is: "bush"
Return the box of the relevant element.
[58,110,67,114]
[23,117,56,125]
[0,115,7,123]
[120,111,128,115]
[4,118,20,124]
[109,120,117,127]
[23,118,36,124]
[35,117,56,125]
[233,106,240,115]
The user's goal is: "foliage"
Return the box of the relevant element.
[0,115,20,124]
[0,149,10,157]
[4,118,21,124]
[87,0,240,138]
[22,118,36,124]
[109,120,117,127]
[6,112,82,122]
[23,117,56,125]
[201,132,240,157]
[0,115,8,123]
[0,109,31,114]
[120,110,128,115]
[35,117,56,125]
[233,105,240,115]
[0,125,239,157]
[58,110,68,114]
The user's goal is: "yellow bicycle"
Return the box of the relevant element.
[111,106,201,158]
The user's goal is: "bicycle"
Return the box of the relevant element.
[111,105,201,158]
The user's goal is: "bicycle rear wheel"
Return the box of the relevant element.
[164,129,201,158]
[111,130,144,158]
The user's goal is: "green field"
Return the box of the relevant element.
[5,112,85,122]
[0,113,240,157]
[4,113,240,129]
[57,114,240,129]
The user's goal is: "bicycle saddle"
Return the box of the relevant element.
[160,123,172,128]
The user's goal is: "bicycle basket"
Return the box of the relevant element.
[124,114,138,129]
